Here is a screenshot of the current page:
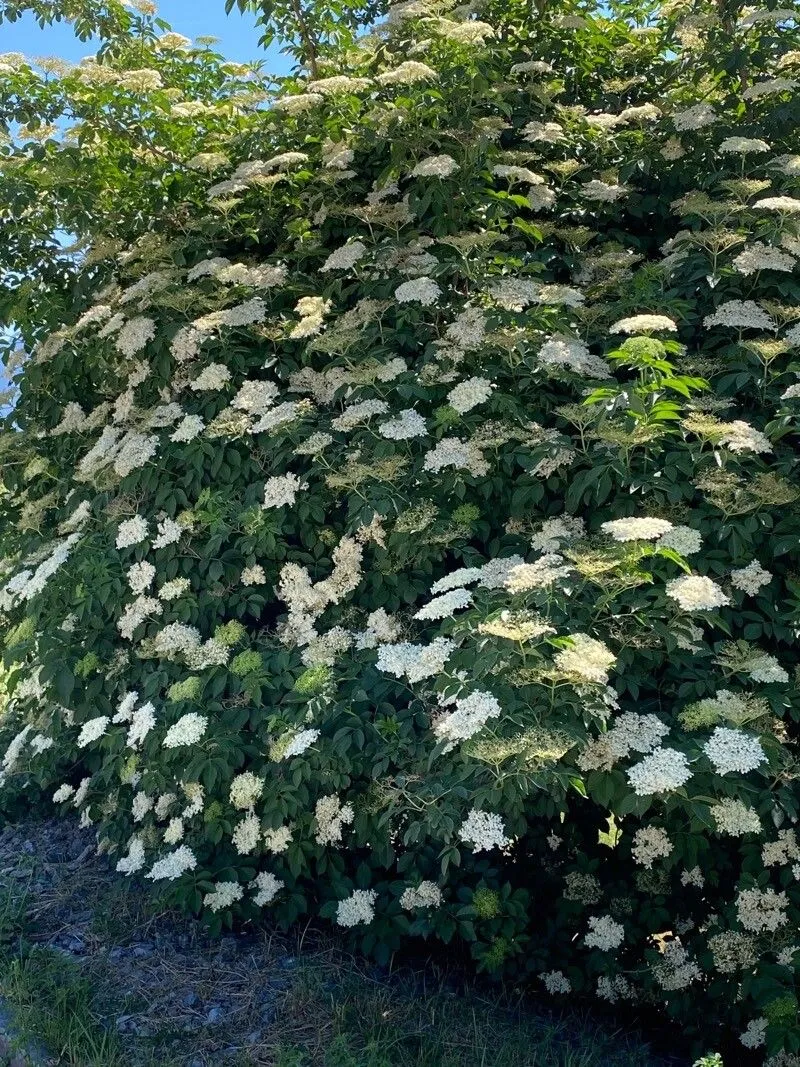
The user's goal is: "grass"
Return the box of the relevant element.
[269,966,661,1067]
[0,878,127,1066]
[1,949,126,1067]
[0,819,690,1067]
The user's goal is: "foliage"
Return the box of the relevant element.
[1,0,800,1061]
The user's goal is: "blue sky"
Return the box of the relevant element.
[3,1,289,71]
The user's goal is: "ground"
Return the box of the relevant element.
[0,817,683,1067]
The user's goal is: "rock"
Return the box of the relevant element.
[131,942,154,958]
[246,1030,262,1044]
[10,1053,29,1067]
[205,1005,225,1025]
[182,992,201,1009]
[22,840,35,855]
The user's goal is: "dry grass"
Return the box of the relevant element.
[0,818,683,1067]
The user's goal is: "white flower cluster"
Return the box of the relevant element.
[577,712,669,771]
[378,408,427,440]
[414,587,472,621]
[666,574,730,611]
[230,772,264,810]
[377,637,455,683]
[320,241,367,272]
[718,420,772,454]
[127,560,156,595]
[458,810,510,852]
[171,415,204,442]
[627,748,693,796]
[657,525,702,555]
[609,314,677,334]
[116,837,146,875]
[651,941,701,990]
[376,60,437,85]
[733,242,795,275]
[446,376,493,414]
[336,889,376,927]
[411,154,459,178]
[762,829,800,867]
[581,180,628,202]
[540,970,571,994]
[394,277,441,305]
[584,915,625,951]
[703,300,776,331]
[204,881,244,912]
[400,881,443,909]
[77,716,109,748]
[280,728,320,759]
[433,689,502,751]
[315,794,354,846]
[262,472,307,509]
[712,798,761,836]
[232,813,260,855]
[158,577,190,601]
[601,516,673,541]
[277,536,362,650]
[190,362,232,391]
[163,713,208,749]
[754,195,800,213]
[703,727,766,775]
[146,845,197,882]
[263,826,292,854]
[537,337,610,377]
[736,887,788,932]
[251,871,284,906]
[631,826,673,868]
[422,437,489,477]
[719,137,770,154]
[672,103,717,130]
[241,564,266,585]
[741,1018,768,1050]
[741,649,789,683]
[504,554,573,593]
[553,634,616,685]
[126,701,156,749]
[731,560,771,595]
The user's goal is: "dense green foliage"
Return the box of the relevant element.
[1,0,800,1061]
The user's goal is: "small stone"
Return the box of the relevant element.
[22,840,35,854]
[10,1054,29,1067]
[131,943,154,958]
[206,1006,224,1025]
[182,992,201,1009]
